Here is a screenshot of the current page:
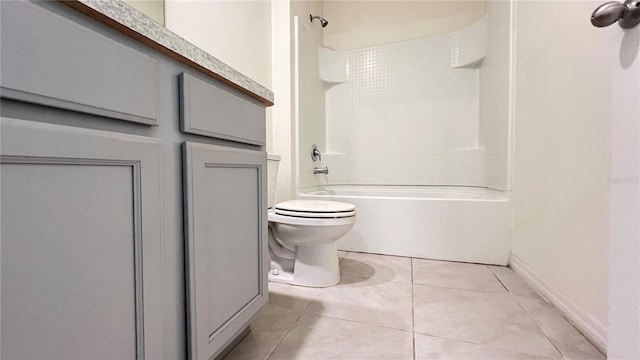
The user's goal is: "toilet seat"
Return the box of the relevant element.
[268,210,356,226]
[275,208,356,218]
[274,200,356,219]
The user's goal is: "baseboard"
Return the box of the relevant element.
[509,255,607,355]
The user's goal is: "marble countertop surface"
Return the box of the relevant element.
[71,0,274,105]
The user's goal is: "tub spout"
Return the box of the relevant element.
[314,166,329,175]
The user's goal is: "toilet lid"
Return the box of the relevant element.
[274,200,356,218]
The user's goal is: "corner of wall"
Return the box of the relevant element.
[271,0,294,203]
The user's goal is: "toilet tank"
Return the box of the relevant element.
[267,153,280,208]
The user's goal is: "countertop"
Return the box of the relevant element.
[62,0,274,106]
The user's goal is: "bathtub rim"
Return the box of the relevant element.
[298,184,510,202]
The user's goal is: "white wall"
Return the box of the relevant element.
[511,0,620,352]
[123,0,164,25]
[323,1,485,50]
[271,0,294,203]
[165,0,272,89]
[607,26,640,360]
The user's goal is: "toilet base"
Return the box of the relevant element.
[269,242,340,287]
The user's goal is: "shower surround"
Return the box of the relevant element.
[295,1,514,264]
[323,31,484,186]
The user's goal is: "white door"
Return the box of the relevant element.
[607,23,640,359]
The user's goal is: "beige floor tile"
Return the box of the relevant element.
[340,252,412,283]
[489,266,541,298]
[268,314,413,360]
[414,333,556,360]
[306,275,413,331]
[413,284,561,358]
[413,259,507,293]
[268,281,320,314]
[517,297,605,360]
[225,305,299,360]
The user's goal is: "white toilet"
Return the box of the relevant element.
[267,154,356,287]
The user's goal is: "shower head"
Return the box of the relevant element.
[310,14,328,28]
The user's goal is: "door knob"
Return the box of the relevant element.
[591,0,640,29]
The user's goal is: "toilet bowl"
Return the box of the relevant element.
[268,200,356,287]
[267,154,356,287]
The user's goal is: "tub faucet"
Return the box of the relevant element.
[314,166,329,175]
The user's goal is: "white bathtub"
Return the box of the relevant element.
[298,185,511,265]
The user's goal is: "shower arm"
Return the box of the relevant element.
[309,14,328,27]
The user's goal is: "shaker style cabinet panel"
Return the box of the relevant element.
[183,142,268,360]
[0,1,270,358]
[0,1,159,125]
[0,118,163,359]
[179,73,266,145]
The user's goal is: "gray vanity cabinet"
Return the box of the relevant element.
[183,142,268,360]
[0,118,164,359]
[0,1,270,359]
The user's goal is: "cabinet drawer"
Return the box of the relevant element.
[179,73,266,146]
[0,1,159,126]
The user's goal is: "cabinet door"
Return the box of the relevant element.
[0,118,163,359]
[183,142,267,360]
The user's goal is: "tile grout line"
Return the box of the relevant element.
[345,249,414,260]
[513,294,567,360]
[487,265,510,293]
[263,309,304,360]
[264,289,319,360]
[412,284,568,359]
[300,259,415,331]
[339,251,349,264]
[490,266,566,359]
[412,328,521,349]
[412,280,509,296]
[491,267,571,359]
[303,312,413,333]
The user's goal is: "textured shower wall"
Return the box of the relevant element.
[323,33,484,186]
[480,0,513,191]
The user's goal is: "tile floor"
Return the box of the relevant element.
[225,252,605,360]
